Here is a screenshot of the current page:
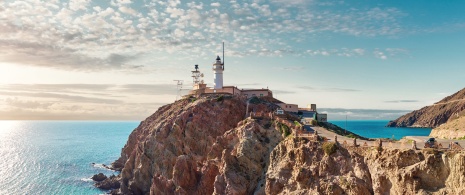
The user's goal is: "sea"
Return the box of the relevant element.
[330,120,432,140]
[0,120,431,194]
[0,121,139,195]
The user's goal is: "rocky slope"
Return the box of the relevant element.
[430,115,465,139]
[387,87,465,128]
[267,138,465,194]
[109,95,465,194]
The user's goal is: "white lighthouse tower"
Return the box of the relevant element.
[213,56,224,89]
[213,43,224,89]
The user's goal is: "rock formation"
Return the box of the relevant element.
[267,138,465,194]
[387,87,465,128]
[430,115,465,139]
[108,95,465,194]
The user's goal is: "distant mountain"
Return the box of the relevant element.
[386,87,465,128]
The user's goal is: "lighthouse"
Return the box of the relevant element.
[213,56,224,89]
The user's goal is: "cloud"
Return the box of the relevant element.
[273,90,295,94]
[0,83,175,120]
[210,2,221,7]
[319,108,411,120]
[275,66,305,71]
[385,100,419,103]
[297,86,360,92]
[374,51,388,60]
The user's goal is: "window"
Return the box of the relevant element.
[260,94,263,97]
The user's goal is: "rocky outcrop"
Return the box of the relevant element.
[91,173,107,182]
[95,175,121,190]
[430,116,465,139]
[266,138,465,194]
[110,95,465,194]
[387,87,465,128]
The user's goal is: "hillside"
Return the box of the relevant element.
[430,115,465,139]
[386,87,465,128]
[101,95,465,194]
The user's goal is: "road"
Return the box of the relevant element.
[302,125,464,150]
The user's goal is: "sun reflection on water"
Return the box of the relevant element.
[0,120,22,139]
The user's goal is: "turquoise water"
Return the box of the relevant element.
[330,120,432,140]
[0,121,138,195]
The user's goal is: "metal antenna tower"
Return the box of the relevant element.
[191,64,204,86]
[173,80,183,101]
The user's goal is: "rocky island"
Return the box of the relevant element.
[97,95,465,194]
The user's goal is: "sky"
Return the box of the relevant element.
[1,0,465,120]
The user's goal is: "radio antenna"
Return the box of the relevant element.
[222,42,224,70]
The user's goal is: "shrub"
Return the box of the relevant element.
[216,95,224,102]
[322,142,338,156]
[190,97,197,102]
[276,122,291,137]
[249,96,261,104]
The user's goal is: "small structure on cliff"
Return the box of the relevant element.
[188,43,273,98]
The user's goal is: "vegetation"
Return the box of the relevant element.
[190,97,198,102]
[249,96,261,104]
[276,121,291,137]
[322,142,338,156]
[293,121,302,126]
[216,95,224,102]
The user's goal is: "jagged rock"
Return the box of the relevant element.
[94,175,120,190]
[387,87,465,128]
[91,173,107,182]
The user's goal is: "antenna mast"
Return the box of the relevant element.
[222,42,224,70]
[173,80,183,101]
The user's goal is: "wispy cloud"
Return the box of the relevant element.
[384,100,419,103]
[0,83,175,120]
[297,86,361,92]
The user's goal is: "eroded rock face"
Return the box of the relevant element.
[387,87,465,128]
[113,96,282,195]
[266,138,465,195]
[430,116,465,139]
[112,95,465,195]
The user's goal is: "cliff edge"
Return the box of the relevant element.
[109,95,465,194]
[386,87,465,128]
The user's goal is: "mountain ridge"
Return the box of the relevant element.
[386,87,465,128]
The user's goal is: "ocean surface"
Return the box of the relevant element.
[0,120,431,194]
[330,120,432,140]
[0,121,138,195]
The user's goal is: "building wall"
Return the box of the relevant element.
[241,89,273,98]
[202,86,241,96]
[277,103,298,113]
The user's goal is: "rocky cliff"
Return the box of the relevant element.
[430,115,465,139]
[109,95,465,194]
[386,87,465,128]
